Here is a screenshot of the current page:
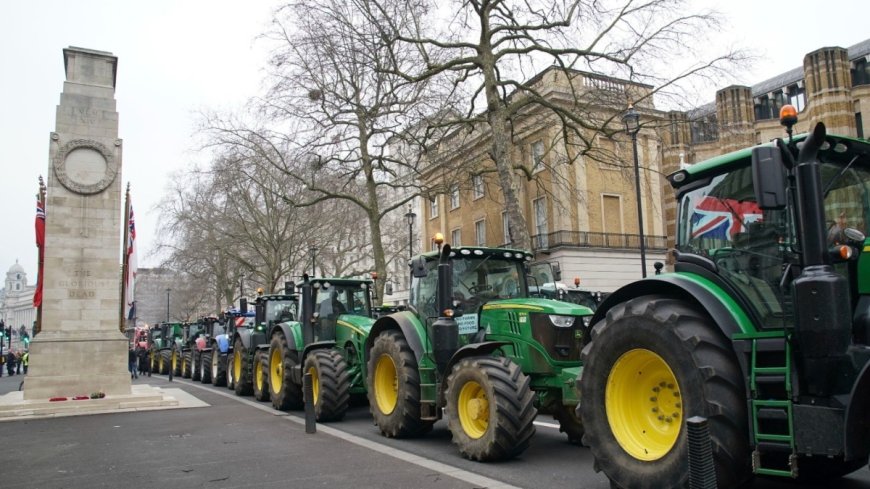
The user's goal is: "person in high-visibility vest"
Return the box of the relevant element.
[21,351,29,375]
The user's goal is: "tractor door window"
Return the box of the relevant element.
[820,161,870,245]
[316,287,347,319]
[677,164,789,328]
[349,287,370,316]
[410,261,438,318]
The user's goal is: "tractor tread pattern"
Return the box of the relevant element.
[269,334,303,411]
[578,296,750,489]
[367,330,433,438]
[201,351,213,384]
[445,356,537,461]
[305,349,351,422]
[233,338,254,396]
[254,350,271,402]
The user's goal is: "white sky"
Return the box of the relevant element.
[0,0,867,282]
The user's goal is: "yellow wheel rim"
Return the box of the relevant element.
[159,354,164,371]
[374,354,398,415]
[256,359,265,391]
[308,366,320,403]
[233,350,242,383]
[270,348,283,393]
[605,348,682,461]
[457,380,489,439]
[172,352,177,370]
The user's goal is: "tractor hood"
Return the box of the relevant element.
[337,314,375,335]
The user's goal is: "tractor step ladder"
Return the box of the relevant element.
[735,330,796,478]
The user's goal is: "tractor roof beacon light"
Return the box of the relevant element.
[434,232,444,251]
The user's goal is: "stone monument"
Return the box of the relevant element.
[24,47,131,399]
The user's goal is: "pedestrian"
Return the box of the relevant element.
[6,350,16,376]
[15,350,22,375]
[128,347,138,379]
[21,350,29,375]
[138,347,149,376]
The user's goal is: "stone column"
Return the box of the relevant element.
[715,85,756,154]
[804,46,856,136]
[24,47,130,399]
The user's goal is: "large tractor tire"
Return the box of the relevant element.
[191,351,201,382]
[150,349,158,373]
[304,350,350,421]
[211,348,227,387]
[253,351,271,402]
[444,356,537,461]
[160,350,170,375]
[552,403,584,445]
[269,333,303,411]
[226,350,236,390]
[367,329,433,438]
[181,351,192,378]
[171,347,182,377]
[233,338,253,396]
[578,296,750,489]
[200,351,213,384]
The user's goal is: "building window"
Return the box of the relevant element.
[754,95,772,121]
[429,197,439,219]
[533,197,548,248]
[531,140,545,172]
[472,175,484,199]
[787,83,805,112]
[16,273,20,280]
[857,112,865,139]
[690,115,718,144]
[502,211,512,246]
[15,284,20,291]
[451,228,462,247]
[602,194,624,234]
[852,58,870,87]
[450,187,460,209]
[475,220,486,246]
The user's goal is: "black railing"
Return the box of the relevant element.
[531,230,668,251]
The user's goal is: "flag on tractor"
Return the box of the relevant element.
[33,196,45,307]
[124,198,138,320]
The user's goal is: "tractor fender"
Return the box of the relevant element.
[364,311,426,364]
[590,274,750,339]
[844,358,870,460]
[302,341,337,362]
[235,328,254,351]
[269,323,301,353]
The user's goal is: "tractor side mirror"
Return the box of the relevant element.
[411,256,428,278]
[752,146,787,210]
[551,262,562,282]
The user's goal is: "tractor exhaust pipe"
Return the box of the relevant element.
[300,274,315,346]
[432,245,458,375]
[792,123,852,396]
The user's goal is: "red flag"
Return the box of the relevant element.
[124,203,138,320]
[33,198,45,307]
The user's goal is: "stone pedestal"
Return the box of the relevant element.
[24,47,130,400]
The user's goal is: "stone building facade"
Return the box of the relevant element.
[0,262,37,336]
[419,67,669,292]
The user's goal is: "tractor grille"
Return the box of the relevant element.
[530,314,582,361]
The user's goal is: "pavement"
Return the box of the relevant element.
[0,373,508,489]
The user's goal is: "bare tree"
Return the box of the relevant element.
[203,0,452,301]
[370,0,745,250]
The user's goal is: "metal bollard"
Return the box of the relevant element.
[303,372,316,433]
[168,355,173,382]
[686,416,717,489]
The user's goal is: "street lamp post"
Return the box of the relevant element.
[405,204,417,259]
[165,288,171,322]
[309,244,317,277]
[623,104,647,278]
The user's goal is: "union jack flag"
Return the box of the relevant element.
[690,197,763,241]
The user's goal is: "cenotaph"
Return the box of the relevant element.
[24,47,131,399]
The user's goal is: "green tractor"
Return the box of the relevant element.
[147,327,165,374]
[365,244,593,461]
[148,323,183,375]
[166,322,187,377]
[262,277,376,420]
[180,318,215,381]
[577,112,870,488]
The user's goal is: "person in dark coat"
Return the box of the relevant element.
[6,350,16,376]
[128,348,138,379]
[137,347,150,376]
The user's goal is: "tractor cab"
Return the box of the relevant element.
[302,278,373,343]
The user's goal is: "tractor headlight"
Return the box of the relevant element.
[548,315,576,328]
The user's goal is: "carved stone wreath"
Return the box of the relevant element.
[53,139,118,195]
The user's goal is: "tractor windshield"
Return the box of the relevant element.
[314,284,372,318]
[266,300,297,323]
[676,142,870,328]
[411,254,527,318]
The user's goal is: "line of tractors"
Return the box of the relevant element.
[138,111,870,488]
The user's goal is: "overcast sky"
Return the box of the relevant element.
[1,0,867,284]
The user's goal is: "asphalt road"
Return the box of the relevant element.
[2,373,870,489]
